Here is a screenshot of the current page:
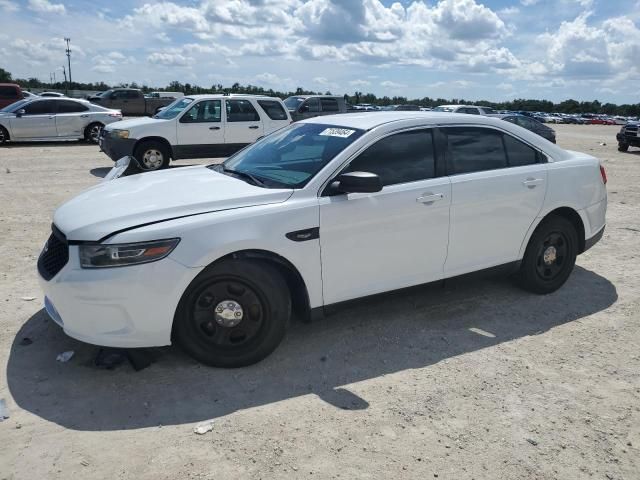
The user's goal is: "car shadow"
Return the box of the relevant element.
[90,164,200,178]
[2,141,87,148]
[6,266,617,431]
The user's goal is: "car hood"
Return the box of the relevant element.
[53,166,294,241]
[104,116,164,131]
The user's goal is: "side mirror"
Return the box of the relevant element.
[299,104,309,113]
[15,109,25,117]
[332,171,382,194]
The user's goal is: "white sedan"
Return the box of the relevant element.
[0,97,122,144]
[39,112,607,367]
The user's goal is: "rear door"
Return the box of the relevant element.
[175,99,224,158]
[442,126,547,276]
[10,100,58,139]
[256,99,289,134]
[223,99,263,148]
[54,100,89,137]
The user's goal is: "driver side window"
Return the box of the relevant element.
[180,100,221,123]
[302,97,320,113]
[344,130,435,186]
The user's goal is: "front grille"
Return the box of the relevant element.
[38,225,69,281]
[624,125,639,137]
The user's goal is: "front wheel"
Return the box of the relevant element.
[84,122,104,144]
[134,140,170,171]
[0,125,9,145]
[516,216,578,294]
[618,143,629,152]
[173,260,291,367]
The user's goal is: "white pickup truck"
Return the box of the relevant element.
[99,94,291,170]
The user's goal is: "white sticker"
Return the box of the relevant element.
[319,127,356,138]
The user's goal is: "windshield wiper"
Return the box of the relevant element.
[222,167,267,187]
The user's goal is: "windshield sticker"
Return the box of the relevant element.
[319,128,356,138]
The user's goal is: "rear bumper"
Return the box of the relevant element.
[584,225,605,252]
[99,131,137,162]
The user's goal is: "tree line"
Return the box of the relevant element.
[2,67,638,116]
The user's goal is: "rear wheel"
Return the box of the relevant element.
[618,143,629,152]
[516,216,578,294]
[84,122,104,144]
[173,260,291,367]
[0,125,8,144]
[134,140,170,171]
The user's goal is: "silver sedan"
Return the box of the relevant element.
[0,98,122,144]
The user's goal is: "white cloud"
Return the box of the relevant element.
[349,79,371,87]
[28,0,65,14]
[380,80,406,88]
[147,52,192,67]
[0,0,18,12]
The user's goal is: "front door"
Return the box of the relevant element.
[224,99,263,149]
[176,99,224,158]
[10,99,58,139]
[442,126,548,277]
[319,129,451,305]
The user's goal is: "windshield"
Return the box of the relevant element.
[0,99,29,112]
[433,106,455,112]
[284,96,304,110]
[211,123,365,188]
[154,97,194,119]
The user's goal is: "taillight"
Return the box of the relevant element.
[599,165,607,185]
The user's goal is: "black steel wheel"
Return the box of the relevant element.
[516,215,578,294]
[173,259,291,367]
[618,143,629,152]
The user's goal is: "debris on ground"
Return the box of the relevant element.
[194,420,215,435]
[56,351,75,363]
[19,337,33,346]
[0,398,9,421]
[94,348,127,370]
[20,296,36,301]
[526,438,539,446]
[599,142,607,146]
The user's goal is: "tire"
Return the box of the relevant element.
[0,125,8,144]
[516,215,578,294]
[618,143,629,152]
[173,259,291,367]
[134,140,170,171]
[84,122,104,144]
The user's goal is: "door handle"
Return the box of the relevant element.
[209,126,220,130]
[80,114,89,118]
[522,178,544,188]
[416,193,444,204]
[248,125,259,129]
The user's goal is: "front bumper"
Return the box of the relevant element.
[38,243,201,348]
[99,130,137,162]
[617,132,640,146]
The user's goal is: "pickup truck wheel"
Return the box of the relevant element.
[174,260,291,367]
[84,122,103,144]
[618,143,629,152]
[134,141,170,171]
[0,126,8,144]
[516,216,578,294]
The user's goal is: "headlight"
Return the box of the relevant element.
[79,238,180,268]
[112,129,130,139]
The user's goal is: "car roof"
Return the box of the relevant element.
[287,95,341,99]
[300,111,568,159]
[186,94,284,101]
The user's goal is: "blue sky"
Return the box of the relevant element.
[1,0,638,103]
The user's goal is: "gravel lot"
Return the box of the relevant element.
[0,125,639,480]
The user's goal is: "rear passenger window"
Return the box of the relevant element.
[257,100,287,120]
[503,134,538,166]
[57,100,89,113]
[445,127,507,174]
[0,86,18,98]
[320,98,339,112]
[345,130,435,186]
[226,100,260,122]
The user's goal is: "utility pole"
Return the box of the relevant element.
[64,37,72,87]
[62,65,68,95]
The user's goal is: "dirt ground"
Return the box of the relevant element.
[0,125,638,480]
